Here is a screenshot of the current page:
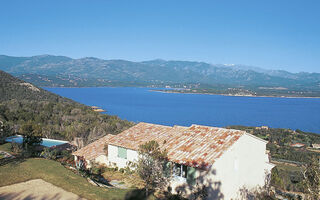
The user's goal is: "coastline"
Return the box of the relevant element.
[150,89,320,99]
[43,86,320,99]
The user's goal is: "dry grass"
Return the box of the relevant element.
[102,170,145,189]
[0,179,85,200]
[0,143,12,153]
[0,156,131,200]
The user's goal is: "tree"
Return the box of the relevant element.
[136,140,169,197]
[19,122,43,155]
[270,167,284,189]
[0,120,12,143]
[302,157,320,200]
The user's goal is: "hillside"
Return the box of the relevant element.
[0,70,68,102]
[1,55,320,97]
[0,70,134,144]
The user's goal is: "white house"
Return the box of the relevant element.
[73,122,274,199]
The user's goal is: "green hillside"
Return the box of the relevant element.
[0,70,134,144]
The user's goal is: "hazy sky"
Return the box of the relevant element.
[1,0,320,72]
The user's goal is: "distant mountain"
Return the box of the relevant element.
[0,55,320,96]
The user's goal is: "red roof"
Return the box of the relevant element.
[290,143,305,147]
[73,134,115,160]
[108,122,246,168]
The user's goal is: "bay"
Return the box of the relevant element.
[45,87,320,133]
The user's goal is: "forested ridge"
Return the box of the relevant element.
[0,70,65,102]
[0,70,134,144]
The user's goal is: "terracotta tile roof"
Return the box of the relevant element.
[108,122,173,150]
[163,125,245,168]
[108,122,246,168]
[72,134,115,161]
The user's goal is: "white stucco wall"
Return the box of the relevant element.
[94,154,108,165]
[107,144,139,169]
[205,133,274,200]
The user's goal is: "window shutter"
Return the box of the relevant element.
[118,147,127,159]
[164,161,172,177]
[187,166,196,186]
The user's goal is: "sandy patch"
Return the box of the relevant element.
[0,179,86,200]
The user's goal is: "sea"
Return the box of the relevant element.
[45,87,320,134]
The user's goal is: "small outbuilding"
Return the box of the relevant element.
[312,143,320,149]
[290,143,305,148]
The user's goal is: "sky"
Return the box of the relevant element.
[0,0,320,73]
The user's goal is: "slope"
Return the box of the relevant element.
[0,70,134,144]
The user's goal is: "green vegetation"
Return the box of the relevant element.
[0,156,130,200]
[0,70,134,144]
[302,158,320,200]
[19,122,43,156]
[271,164,305,193]
[0,100,133,144]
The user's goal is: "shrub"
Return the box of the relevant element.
[11,142,23,153]
[40,148,59,159]
[119,168,125,173]
[90,162,106,175]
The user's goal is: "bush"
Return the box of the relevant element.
[119,168,125,173]
[61,150,71,159]
[40,148,59,159]
[90,162,106,175]
[0,138,5,145]
[11,142,22,153]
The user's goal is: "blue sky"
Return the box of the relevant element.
[0,0,319,72]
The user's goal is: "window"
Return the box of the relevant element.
[173,163,188,178]
[117,147,127,159]
[171,163,196,185]
[173,163,181,176]
[182,165,187,178]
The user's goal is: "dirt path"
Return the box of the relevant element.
[0,179,86,200]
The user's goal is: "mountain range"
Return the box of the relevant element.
[1,55,320,96]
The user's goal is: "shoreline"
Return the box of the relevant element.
[150,89,320,99]
[42,86,320,99]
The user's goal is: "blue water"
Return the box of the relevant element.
[6,136,67,147]
[45,87,320,134]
